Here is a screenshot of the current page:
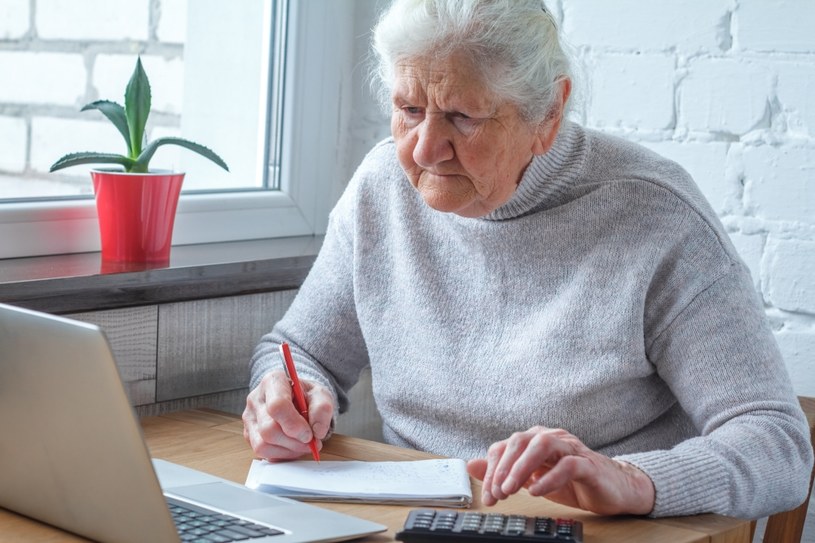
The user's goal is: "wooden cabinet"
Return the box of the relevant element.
[156,291,296,403]
[66,305,159,407]
[66,290,384,441]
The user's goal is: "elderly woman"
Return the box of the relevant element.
[243,0,813,519]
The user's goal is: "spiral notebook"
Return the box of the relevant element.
[245,458,473,508]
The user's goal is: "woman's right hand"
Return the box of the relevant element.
[242,370,335,460]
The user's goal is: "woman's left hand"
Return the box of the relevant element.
[466,426,655,516]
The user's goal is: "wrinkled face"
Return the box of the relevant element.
[390,52,548,218]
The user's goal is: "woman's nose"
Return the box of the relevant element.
[413,114,454,167]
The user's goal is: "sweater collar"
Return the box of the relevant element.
[483,121,586,221]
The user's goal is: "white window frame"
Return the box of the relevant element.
[0,0,354,259]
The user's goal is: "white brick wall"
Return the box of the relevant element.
[587,53,675,130]
[745,145,814,223]
[157,0,188,44]
[679,58,773,135]
[737,0,815,53]
[36,0,149,41]
[777,61,815,135]
[563,0,732,53]
[0,116,27,172]
[766,238,815,314]
[0,52,86,106]
[0,0,28,40]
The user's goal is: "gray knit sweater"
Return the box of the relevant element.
[250,122,813,519]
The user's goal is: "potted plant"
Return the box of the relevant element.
[50,57,229,269]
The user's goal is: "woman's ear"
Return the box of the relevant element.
[532,78,572,156]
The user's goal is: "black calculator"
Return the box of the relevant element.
[395,508,583,543]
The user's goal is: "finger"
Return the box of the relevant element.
[256,407,314,449]
[481,441,507,505]
[243,385,267,451]
[503,431,577,496]
[304,383,335,440]
[242,411,257,447]
[244,374,318,460]
[526,454,585,498]
[491,431,534,500]
[262,372,314,443]
[242,398,258,445]
[253,408,322,462]
[466,458,488,481]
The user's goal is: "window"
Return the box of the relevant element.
[0,0,359,259]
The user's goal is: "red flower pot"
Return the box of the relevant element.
[91,170,185,267]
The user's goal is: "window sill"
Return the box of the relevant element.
[0,236,322,314]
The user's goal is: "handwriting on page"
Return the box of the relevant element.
[249,459,469,497]
[284,460,460,494]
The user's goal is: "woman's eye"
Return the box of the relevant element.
[451,113,479,133]
[398,106,423,125]
[402,106,423,116]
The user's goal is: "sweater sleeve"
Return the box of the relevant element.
[616,261,813,518]
[248,165,370,415]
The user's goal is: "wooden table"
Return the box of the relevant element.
[0,409,753,542]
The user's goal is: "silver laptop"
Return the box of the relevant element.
[0,303,386,543]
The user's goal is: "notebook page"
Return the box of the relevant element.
[245,458,472,501]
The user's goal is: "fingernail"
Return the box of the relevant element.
[502,476,517,494]
[298,431,312,443]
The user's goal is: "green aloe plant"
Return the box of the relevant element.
[50,57,228,174]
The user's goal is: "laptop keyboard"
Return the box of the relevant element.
[167,496,283,542]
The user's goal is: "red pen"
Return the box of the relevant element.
[279,342,320,462]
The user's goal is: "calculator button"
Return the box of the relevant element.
[557,519,575,534]
[534,517,555,534]
[460,516,481,531]
[506,518,526,535]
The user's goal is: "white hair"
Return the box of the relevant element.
[371,0,573,125]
